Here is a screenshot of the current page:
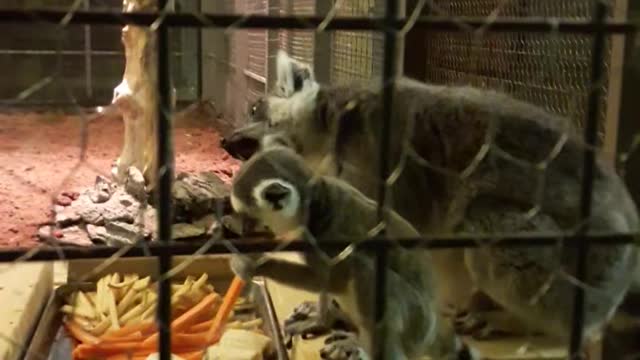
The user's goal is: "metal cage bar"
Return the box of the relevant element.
[156,0,174,358]
[570,1,609,356]
[0,2,637,360]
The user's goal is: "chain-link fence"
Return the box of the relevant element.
[0,1,638,360]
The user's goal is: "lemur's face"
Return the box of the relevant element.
[221,50,318,162]
[230,147,312,239]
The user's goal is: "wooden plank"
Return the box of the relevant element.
[0,262,53,360]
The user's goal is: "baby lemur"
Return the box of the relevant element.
[229,145,476,360]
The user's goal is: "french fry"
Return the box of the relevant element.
[107,289,120,330]
[109,273,138,289]
[116,286,138,316]
[88,318,111,336]
[86,292,97,306]
[120,303,146,325]
[64,320,101,345]
[133,276,150,291]
[191,273,208,292]
[141,303,157,321]
[61,305,95,320]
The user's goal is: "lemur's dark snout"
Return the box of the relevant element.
[263,183,290,210]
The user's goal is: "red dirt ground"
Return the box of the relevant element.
[0,111,240,248]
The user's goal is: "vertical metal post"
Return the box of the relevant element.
[83,0,93,100]
[569,0,608,357]
[196,0,203,98]
[156,0,174,359]
[374,0,397,358]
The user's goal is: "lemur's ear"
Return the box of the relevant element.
[276,50,316,97]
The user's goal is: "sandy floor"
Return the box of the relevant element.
[0,110,240,248]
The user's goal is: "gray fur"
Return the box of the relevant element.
[221,52,640,346]
[229,146,474,360]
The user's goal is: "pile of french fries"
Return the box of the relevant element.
[60,272,271,360]
[62,272,216,336]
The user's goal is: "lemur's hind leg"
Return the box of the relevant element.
[284,293,358,346]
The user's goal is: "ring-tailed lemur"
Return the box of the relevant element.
[229,145,477,360]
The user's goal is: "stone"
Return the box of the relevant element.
[171,223,206,240]
[125,166,146,201]
[172,171,231,221]
[104,221,143,245]
[38,225,92,247]
[193,214,218,234]
[142,207,157,240]
[102,189,141,224]
[55,206,81,227]
[90,176,112,204]
[55,194,73,206]
[86,224,108,243]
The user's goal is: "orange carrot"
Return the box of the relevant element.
[101,331,144,343]
[73,341,142,359]
[206,276,245,343]
[187,319,213,333]
[141,292,220,348]
[64,320,101,345]
[137,332,210,352]
[102,321,156,338]
[104,350,204,360]
[180,350,205,360]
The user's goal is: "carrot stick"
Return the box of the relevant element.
[64,320,101,345]
[141,292,220,348]
[180,350,205,360]
[188,319,213,333]
[104,350,204,360]
[101,331,144,343]
[73,341,142,359]
[102,321,156,338]
[206,276,245,343]
[137,332,210,352]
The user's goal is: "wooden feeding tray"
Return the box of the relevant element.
[23,255,289,360]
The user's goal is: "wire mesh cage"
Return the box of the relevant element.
[424,0,619,139]
[0,0,638,360]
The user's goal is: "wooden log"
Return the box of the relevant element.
[111,0,176,191]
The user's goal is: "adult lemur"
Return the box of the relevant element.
[221,50,640,351]
[228,145,476,360]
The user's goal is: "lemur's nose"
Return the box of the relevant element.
[263,183,290,210]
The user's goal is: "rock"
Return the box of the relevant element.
[193,214,218,234]
[55,194,73,206]
[90,176,112,203]
[86,224,108,242]
[62,191,80,200]
[104,221,143,245]
[55,206,81,226]
[172,223,206,240]
[142,207,157,239]
[71,188,141,226]
[172,171,231,221]
[38,225,92,247]
[71,194,105,225]
[125,166,146,201]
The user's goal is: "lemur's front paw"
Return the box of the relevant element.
[320,330,369,360]
[453,310,502,340]
[283,299,357,347]
[229,254,258,282]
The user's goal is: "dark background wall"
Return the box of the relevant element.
[0,0,199,107]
